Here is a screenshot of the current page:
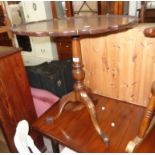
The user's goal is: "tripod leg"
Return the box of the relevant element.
[51,92,76,121]
[80,90,109,144]
[84,86,99,103]
[138,81,155,138]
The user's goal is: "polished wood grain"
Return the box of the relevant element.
[0,46,21,58]
[113,2,124,15]
[0,46,44,152]
[144,26,155,37]
[98,1,107,15]
[138,81,155,138]
[11,15,138,37]
[144,8,155,22]
[48,37,110,144]
[65,1,73,17]
[136,124,155,152]
[138,1,147,23]
[98,2,124,15]
[0,2,14,46]
[32,94,145,153]
[138,1,155,23]
[54,37,72,60]
[12,15,139,151]
[50,2,57,18]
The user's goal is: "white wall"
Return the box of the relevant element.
[128,1,138,16]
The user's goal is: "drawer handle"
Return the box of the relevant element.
[65,45,69,48]
[25,60,30,64]
[41,49,45,53]
[57,80,62,87]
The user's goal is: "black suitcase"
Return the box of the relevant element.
[25,59,73,97]
[36,61,67,97]
[26,62,53,89]
[26,66,43,89]
[60,58,74,92]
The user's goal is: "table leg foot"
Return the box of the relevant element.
[125,136,142,153]
[51,139,60,153]
[80,90,110,144]
[84,86,99,103]
[49,89,109,144]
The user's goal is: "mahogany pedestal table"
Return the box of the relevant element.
[12,15,138,146]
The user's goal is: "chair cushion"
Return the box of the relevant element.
[30,87,59,117]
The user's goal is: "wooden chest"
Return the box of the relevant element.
[0,46,44,152]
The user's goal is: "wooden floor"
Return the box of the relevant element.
[136,122,155,152]
[33,94,148,153]
[0,127,9,152]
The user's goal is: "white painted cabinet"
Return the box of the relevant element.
[9,1,58,66]
[22,2,49,22]
[22,1,46,22]
[31,37,57,59]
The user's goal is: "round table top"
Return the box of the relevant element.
[11,15,138,37]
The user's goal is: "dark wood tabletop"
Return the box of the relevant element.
[32,94,146,153]
[144,27,155,37]
[11,15,138,37]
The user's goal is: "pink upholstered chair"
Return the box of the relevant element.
[30,87,59,117]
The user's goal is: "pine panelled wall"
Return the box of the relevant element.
[81,23,155,107]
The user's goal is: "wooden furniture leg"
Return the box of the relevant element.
[138,81,155,138]
[126,81,155,152]
[0,2,15,46]
[126,27,155,153]
[51,139,60,153]
[80,90,109,143]
[48,37,109,144]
